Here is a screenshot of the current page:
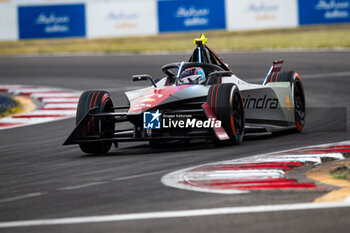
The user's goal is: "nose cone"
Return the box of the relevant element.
[128,85,191,113]
[128,85,209,114]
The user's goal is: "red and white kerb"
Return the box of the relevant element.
[0,85,81,130]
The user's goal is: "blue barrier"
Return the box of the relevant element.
[18,4,86,39]
[298,0,350,25]
[157,0,226,33]
[2,0,348,41]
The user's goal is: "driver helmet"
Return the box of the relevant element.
[180,67,206,84]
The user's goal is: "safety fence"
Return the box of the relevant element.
[0,0,349,41]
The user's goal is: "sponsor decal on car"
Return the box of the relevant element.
[243,95,279,109]
[143,110,162,129]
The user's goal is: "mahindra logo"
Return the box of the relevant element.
[243,95,278,109]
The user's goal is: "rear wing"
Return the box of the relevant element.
[263,60,284,85]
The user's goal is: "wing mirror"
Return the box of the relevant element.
[132,74,157,87]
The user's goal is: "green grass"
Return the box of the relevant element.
[330,164,350,180]
[0,24,350,55]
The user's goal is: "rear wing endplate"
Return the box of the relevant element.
[263,60,284,85]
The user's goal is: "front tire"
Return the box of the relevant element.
[76,90,114,154]
[292,73,305,132]
[207,83,245,145]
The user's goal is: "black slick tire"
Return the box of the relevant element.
[265,71,305,132]
[207,83,245,145]
[76,90,114,154]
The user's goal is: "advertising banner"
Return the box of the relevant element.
[298,0,350,25]
[226,0,298,30]
[87,0,158,38]
[158,0,226,32]
[3,0,87,6]
[0,0,12,5]
[0,6,18,41]
[18,4,86,39]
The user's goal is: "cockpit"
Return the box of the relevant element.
[160,34,233,86]
[133,34,234,87]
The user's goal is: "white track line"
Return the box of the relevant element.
[57,182,108,191]
[0,193,46,204]
[57,171,166,191]
[112,171,167,181]
[1,201,350,228]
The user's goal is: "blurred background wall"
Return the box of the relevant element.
[0,0,349,41]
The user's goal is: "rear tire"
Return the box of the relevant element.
[265,71,305,132]
[207,83,245,145]
[292,73,305,132]
[76,90,114,154]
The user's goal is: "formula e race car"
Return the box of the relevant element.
[63,34,305,154]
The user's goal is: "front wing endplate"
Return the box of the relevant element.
[201,103,230,140]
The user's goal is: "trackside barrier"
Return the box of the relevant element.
[298,0,350,25]
[0,5,18,41]
[157,0,226,33]
[225,0,298,30]
[18,4,86,39]
[86,0,158,38]
[0,0,349,41]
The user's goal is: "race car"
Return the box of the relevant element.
[63,34,305,154]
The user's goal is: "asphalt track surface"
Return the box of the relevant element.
[0,50,350,233]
